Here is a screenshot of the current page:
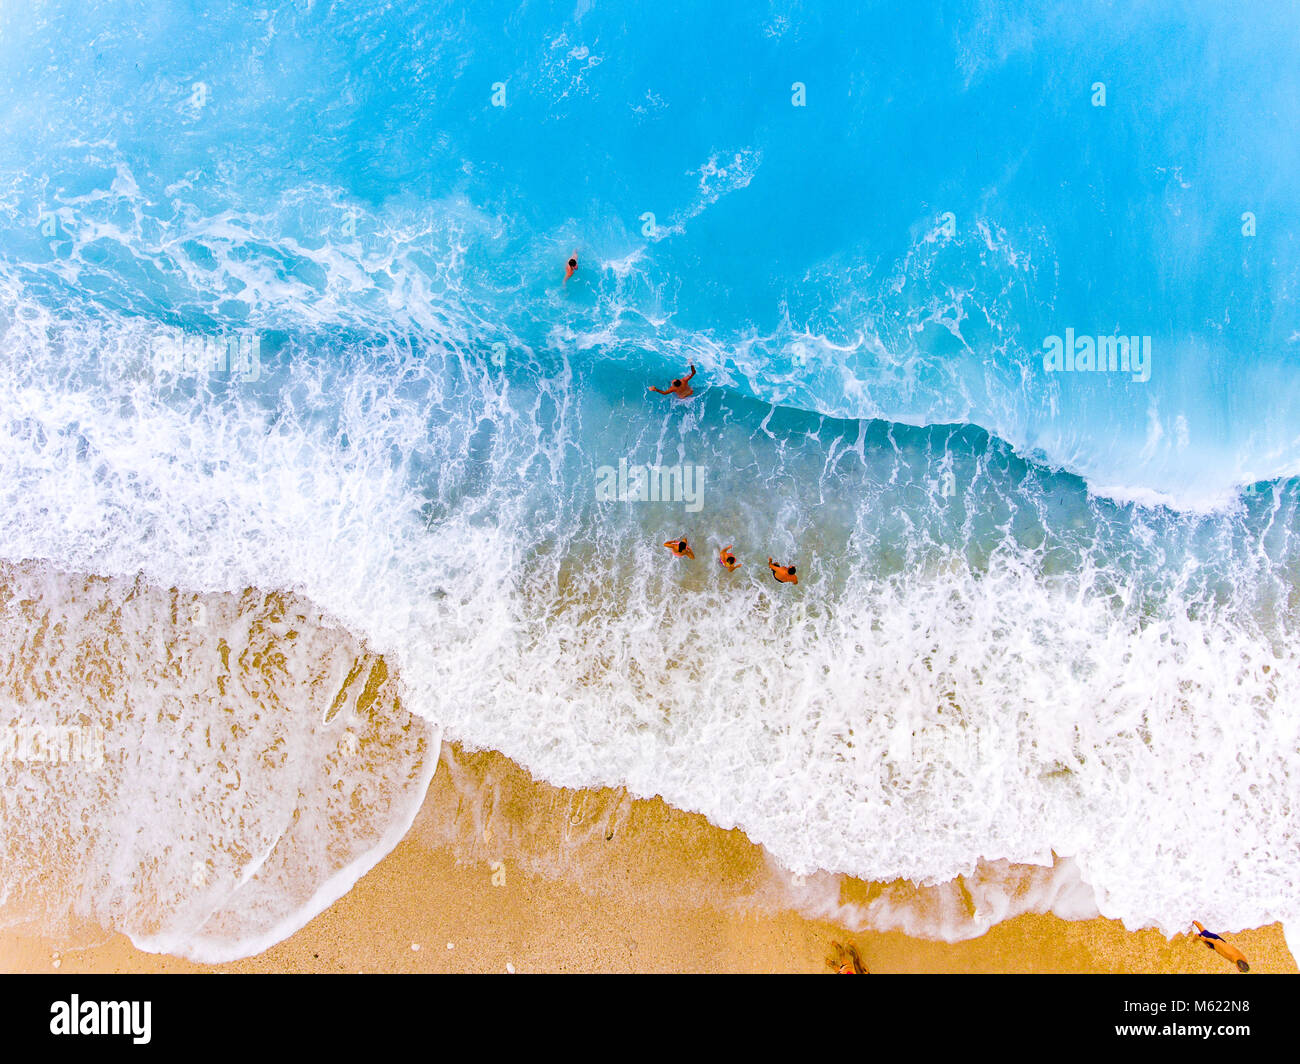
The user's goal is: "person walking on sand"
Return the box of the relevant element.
[768,557,798,584]
[648,363,696,398]
[1192,921,1250,972]
[718,545,740,572]
[664,537,695,559]
[564,253,578,283]
[827,941,869,974]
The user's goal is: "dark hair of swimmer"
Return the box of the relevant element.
[787,566,796,574]
[726,555,735,564]
[672,379,682,387]
[568,257,577,267]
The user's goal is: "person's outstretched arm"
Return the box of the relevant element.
[685,363,697,380]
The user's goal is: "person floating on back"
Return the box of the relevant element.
[718,545,740,572]
[664,537,694,559]
[1192,921,1250,972]
[564,253,578,283]
[649,363,696,398]
[768,557,797,584]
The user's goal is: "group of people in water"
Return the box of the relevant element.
[663,536,798,584]
[643,353,798,585]
[570,254,1255,976]
[650,362,797,584]
[571,252,800,584]
[597,257,800,581]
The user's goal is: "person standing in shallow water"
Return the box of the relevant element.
[1192,921,1250,971]
[718,545,740,571]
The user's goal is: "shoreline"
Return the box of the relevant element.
[3,741,1293,974]
[0,564,1291,974]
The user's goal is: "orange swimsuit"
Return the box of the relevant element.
[664,538,695,559]
[768,558,798,584]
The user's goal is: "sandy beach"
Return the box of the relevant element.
[4,0,1300,990]
[3,742,1292,975]
[1,568,1291,975]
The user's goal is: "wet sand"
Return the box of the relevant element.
[2,743,1292,974]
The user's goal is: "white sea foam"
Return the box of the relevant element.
[1,175,1297,961]
[2,298,1297,961]
[0,564,436,963]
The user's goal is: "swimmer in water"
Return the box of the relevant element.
[1192,921,1250,972]
[768,557,797,584]
[648,363,697,398]
[564,253,578,283]
[664,537,695,559]
[718,545,740,572]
